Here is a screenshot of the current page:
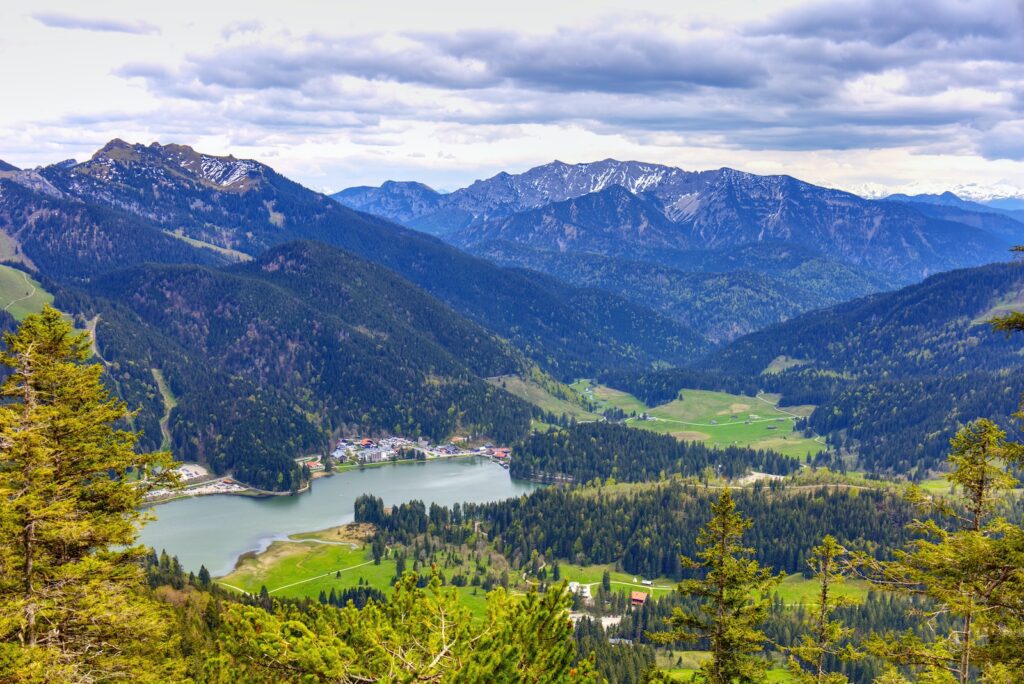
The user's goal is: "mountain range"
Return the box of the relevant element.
[336,159,1023,340]
[0,141,706,378]
[334,160,1020,278]
[882,190,1024,229]
[4,139,1023,489]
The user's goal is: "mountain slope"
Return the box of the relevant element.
[2,140,706,377]
[453,185,688,255]
[64,241,534,490]
[702,261,1024,475]
[0,178,226,278]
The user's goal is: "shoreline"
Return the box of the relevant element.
[144,452,497,507]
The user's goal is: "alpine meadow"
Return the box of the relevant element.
[2,1,1024,682]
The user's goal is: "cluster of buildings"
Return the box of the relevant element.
[478,444,511,467]
[566,580,647,608]
[331,436,416,465]
[291,436,515,471]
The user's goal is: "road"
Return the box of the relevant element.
[755,391,827,446]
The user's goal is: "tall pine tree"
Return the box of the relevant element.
[0,307,182,682]
[785,535,861,684]
[650,488,781,683]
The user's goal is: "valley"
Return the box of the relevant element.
[6,4,1024,681]
[3,138,1024,684]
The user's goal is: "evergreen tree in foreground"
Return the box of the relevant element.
[650,488,782,683]
[853,419,1024,683]
[0,307,182,682]
[211,572,598,682]
[785,535,861,684]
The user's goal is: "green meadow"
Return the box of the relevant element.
[572,381,824,459]
[0,264,52,320]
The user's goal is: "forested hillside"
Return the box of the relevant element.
[59,241,534,490]
[509,421,800,483]
[606,261,1024,476]
[472,241,892,341]
[0,141,707,378]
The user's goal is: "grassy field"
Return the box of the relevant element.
[487,375,601,421]
[659,650,793,682]
[553,564,870,606]
[772,573,870,605]
[217,525,497,619]
[572,381,824,459]
[0,265,52,320]
[554,563,676,597]
[572,380,648,414]
[919,475,954,495]
[763,355,810,374]
[974,286,1024,325]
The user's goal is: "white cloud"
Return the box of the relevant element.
[1,0,1022,197]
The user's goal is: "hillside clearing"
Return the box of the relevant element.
[487,374,600,421]
[151,368,178,452]
[0,265,52,320]
[164,229,253,262]
[594,384,824,459]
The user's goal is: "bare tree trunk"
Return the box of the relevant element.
[23,519,36,646]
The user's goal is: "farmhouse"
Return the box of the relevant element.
[630,591,647,607]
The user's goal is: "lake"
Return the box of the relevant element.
[138,457,539,576]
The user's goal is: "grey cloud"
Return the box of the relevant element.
[976,120,1024,160]
[136,27,765,95]
[33,11,159,35]
[756,0,1021,46]
[105,1,1024,157]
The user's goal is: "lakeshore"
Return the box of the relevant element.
[137,456,539,575]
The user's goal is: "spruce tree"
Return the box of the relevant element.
[0,307,182,681]
[650,488,781,683]
[855,419,1024,683]
[786,536,860,684]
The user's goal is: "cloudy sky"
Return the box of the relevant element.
[1,0,1023,197]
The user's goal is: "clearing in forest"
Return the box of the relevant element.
[574,381,824,459]
[0,265,52,320]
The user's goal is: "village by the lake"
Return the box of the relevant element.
[144,436,514,503]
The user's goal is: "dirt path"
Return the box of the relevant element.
[267,559,376,594]
[215,581,249,595]
[85,315,104,360]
